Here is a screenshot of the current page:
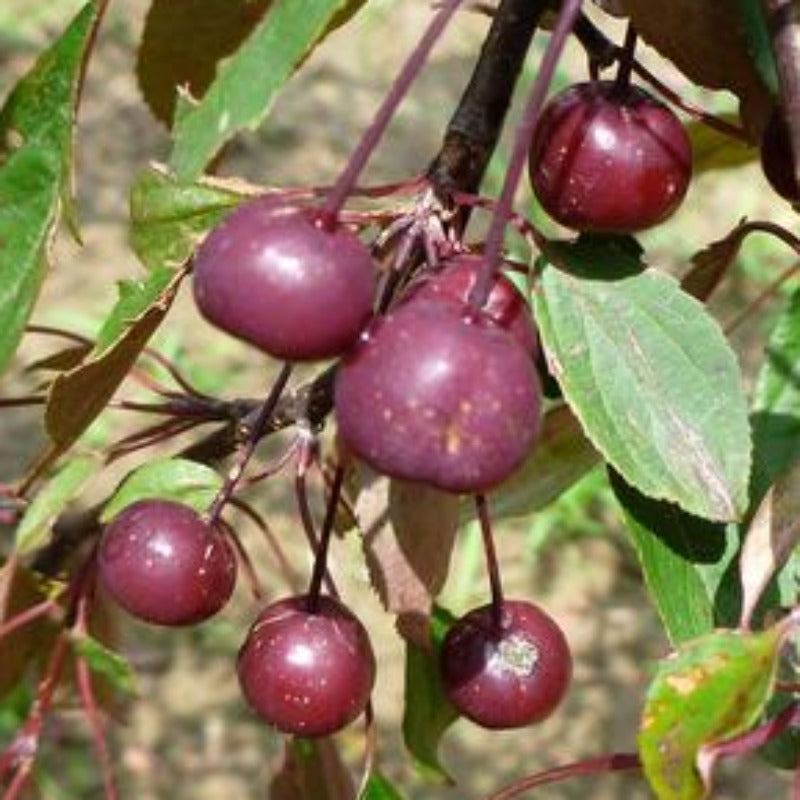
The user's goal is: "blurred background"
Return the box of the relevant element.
[1,1,798,798]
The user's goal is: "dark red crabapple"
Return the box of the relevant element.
[237,595,375,737]
[529,81,692,233]
[98,499,237,626]
[403,254,537,353]
[440,600,572,729]
[193,198,376,361]
[335,299,541,493]
[760,108,800,203]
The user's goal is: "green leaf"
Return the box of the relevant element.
[487,405,599,520]
[94,266,174,352]
[70,633,138,698]
[686,116,757,176]
[402,606,458,783]
[610,471,724,644]
[752,286,800,499]
[0,3,97,376]
[534,237,751,522]
[169,0,352,180]
[15,454,100,555]
[100,458,223,522]
[639,626,782,800]
[130,166,245,270]
[734,0,779,96]
[359,771,406,800]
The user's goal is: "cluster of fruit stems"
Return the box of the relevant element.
[4,0,800,798]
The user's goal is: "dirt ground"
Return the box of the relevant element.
[2,2,798,799]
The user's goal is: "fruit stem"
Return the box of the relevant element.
[306,465,346,614]
[207,362,293,524]
[467,0,585,313]
[320,0,465,228]
[483,752,640,800]
[614,23,637,91]
[475,493,505,631]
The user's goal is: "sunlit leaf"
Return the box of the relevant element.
[169,0,355,180]
[100,458,223,522]
[15,454,100,555]
[534,237,751,521]
[0,3,97,376]
[639,625,783,800]
[130,166,248,270]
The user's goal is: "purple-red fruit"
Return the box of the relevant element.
[98,499,237,626]
[440,600,572,729]
[404,255,537,353]
[335,300,541,493]
[760,108,800,202]
[193,199,375,361]
[529,81,691,233]
[237,595,375,737]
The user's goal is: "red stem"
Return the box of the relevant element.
[475,493,504,630]
[468,0,585,312]
[320,0,465,226]
[484,753,641,800]
[206,363,293,524]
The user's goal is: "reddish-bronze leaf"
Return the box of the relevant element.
[22,270,183,487]
[0,558,59,700]
[681,220,750,302]
[616,0,772,138]
[269,738,355,800]
[357,468,459,635]
[137,0,271,127]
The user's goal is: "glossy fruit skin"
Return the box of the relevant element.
[404,254,537,353]
[529,81,692,233]
[237,595,376,737]
[760,109,800,202]
[98,499,237,626]
[440,600,572,729]
[193,199,375,361]
[335,300,541,493]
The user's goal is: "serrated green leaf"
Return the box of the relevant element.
[100,458,223,522]
[0,3,97,376]
[359,770,406,800]
[130,167,245,270]
[15,454,100,555]
[639,626,782,800]
[169,0,351,180]
[610,471,723,644]
[534,238,751,522]
[487,405,599,520]
[70,634,138,698]
[402,606,458,783]
[686,116,757,175]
